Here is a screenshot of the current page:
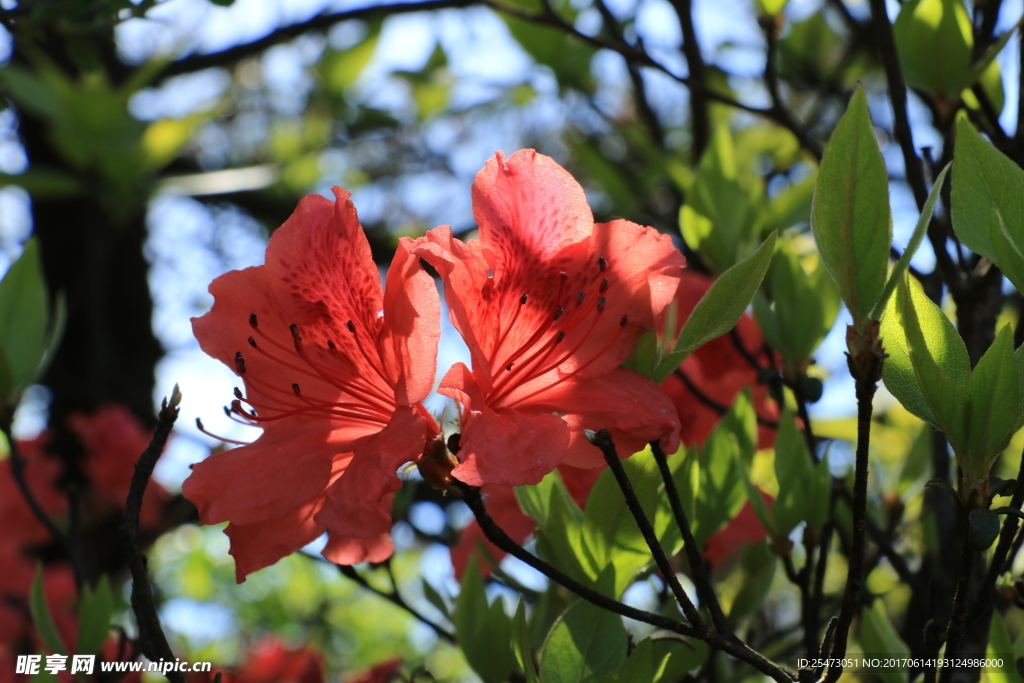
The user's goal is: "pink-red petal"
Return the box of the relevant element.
[315,406,429,537]
[322,533,394,565]
[224,501,325,583]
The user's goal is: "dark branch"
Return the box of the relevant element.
[118,386,185,683]
[461,485,701,639]
[335,562,456,644]
[158,0,479,80]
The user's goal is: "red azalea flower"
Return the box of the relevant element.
[450,463,603,579]
[704,491,774,567]
[661,272,779,449]
[346,657,402,683]
[183,188,441,581]
[410,150,685,486]
[191,639,325,683]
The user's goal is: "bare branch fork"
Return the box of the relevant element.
[591,430,797,683]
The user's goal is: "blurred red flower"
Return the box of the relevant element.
[346,657,402,683]
[190,639,325,683]
[411,150,684,487]
[184,188,441,581]
[661,271,779,449]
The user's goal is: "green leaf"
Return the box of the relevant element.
[75,576,113,655]
[0,169,85,198]
[29,566,67,656]
[870,162,951,321]
[965,325,1023,478]
[893,0,972,97]
[513,601,540,683]
[880,275,970,425]
[319,36,379,92]
[987,611,1018,683]
[453,557,514,683]
[952,116,1024,287]
[517,471,589,583]
[755,238,840,365]
[421,580,451,621]
[655,231,777,381]
[729,542,777,621]
[858,601,910,683]
[539,599,628,683]
[596,638,658,683]
[773,411,816,536]
[810,85,891,328]
[0,239,50,401]
[899,279,972,457]
[679,127,764,272]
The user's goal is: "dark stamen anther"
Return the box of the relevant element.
[248,336,257,348]
[290,324,301,341]
[575,292,585,306]
[555,331,566,343]
[620,314,628,327]
[520,293,528,305]
[327,340,336,350]
[559,271,568,282]
[223,406,232,418]
[249,313,258,328]
[506,363,514,371]
[597,297,606,313]
[196,417,205,430]
[292,383,301,395]
[234,352,247,374]
[553,307,564,320]
[231,399,244,413]
[598,256,607,272]
[347,320,356,333]
[233,387,243,399]
[599,278,608,293]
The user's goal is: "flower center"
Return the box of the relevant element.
[486,255,627,407]
[226,314,397,427]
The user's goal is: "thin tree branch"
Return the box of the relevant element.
[673,368,779,429]
[592,430,795,683]
[1,423,70,557]
[938,528,974,683]
[118,386,185,683]
[335,563,456,644]
[866,0,959,290]
[967,443,1024,624]
[649,440,734,639]
[822,329,883,682]
[668,0,710,158]
[158,0,479,80]
[461,486,701,638]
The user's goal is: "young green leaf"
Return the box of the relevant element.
[453,557,514,683]
[965,325,1023,479]
[655,231,777,381]
[899,279,972,457]
[75,575,113,656]
[880,275,969,425]
[595,637,656,683]
[859,601,910,683]
[539,599,628,683]
[0,239,50,401]
[952,116,1024,292]
[29,566,67,656]
[869,162,951,321]
[810,86,891,328]
[893,0,972,98]
[513,601,540,683]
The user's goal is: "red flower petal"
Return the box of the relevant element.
[322,533,393,565]
[225,501,324,583]
[315,406,430,537]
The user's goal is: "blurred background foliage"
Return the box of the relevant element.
[4,0,1024,679]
